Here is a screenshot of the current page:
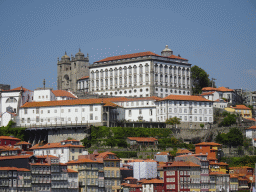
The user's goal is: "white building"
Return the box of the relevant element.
[127,160,157,181]
[202,86,242,105]
[157,95,214,129]
[33,89,77,101]
[31,139,87,163]
[89,45,192,98]
[77,76,90,93]
[19,98,124,127]
[0,86,33,126]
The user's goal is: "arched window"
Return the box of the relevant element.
[133,65,137,74]
[139,64,143,74]
[105,69,108,78]
[6,97,17,103]
[119,67,122,76]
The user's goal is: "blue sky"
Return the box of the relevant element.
[0,0,255,91]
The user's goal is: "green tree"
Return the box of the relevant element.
[191,65,211,95]
[166,117,181,128]
[219,113,236,127]
[226,128,243,146]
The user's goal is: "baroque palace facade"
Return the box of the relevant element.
[57,45,192,98]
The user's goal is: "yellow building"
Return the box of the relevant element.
[230,174,238,192]
[96,151,121,192]
[67,158,104,192]
[225,105,252,119]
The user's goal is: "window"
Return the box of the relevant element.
[90,105,93,111]
[41,110,43,114]
[47,110,50,113]
[129,110,132,116]
[61,109,64,113]
[139,109,142,114]
[90,114,93,120]
[27,118,30,123]
[24,109,28,114]
[54,109,57,113]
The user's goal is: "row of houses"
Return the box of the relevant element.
[0,135,255,192]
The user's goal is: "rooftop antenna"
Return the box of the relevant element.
[43,79,45,90]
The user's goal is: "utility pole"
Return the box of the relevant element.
[212,78,216,88]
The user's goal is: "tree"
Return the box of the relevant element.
[219,113,236,127]
[166,117,181,128]
[191,65,211,95]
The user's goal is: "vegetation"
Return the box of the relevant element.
[218,113,236,127]
[215,128,243,147]
[191,65,212,95]
[221,156,256,168]
[165,117,181,128]
[81,126,173,148]
[114,151,137,158]
[0,121,27,141]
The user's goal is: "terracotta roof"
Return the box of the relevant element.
[127,137,158,142]
[230,174,238,178]
[155,152,169,156]
[176,149,192,154]
[35,155,59,159]
[233,105,251,110]
[202,87,234,92]
[218,162,229,166]
[97,151,120,160]
[127,159,157,162]
[67,158,102,164]
[0,145,22,151]
[214,99,227,102]
[31,142,85,150]
[21,96,161,108]
[195,142,221,146]
[0,154,31,160]
[30,163,50,166]
[142,178,164,184]
[201,91,215,96]
[0,167,30,171]
[170,161,200,167]
[14,141,31,145]
[78,76,89,80]
[51,90,77,99]
[124,177,136,180]
[246,125,256,130]
[0,136,21,141]
[67,169,78,173]
[247,118,256,122]
[9,87,31,92]
[162,95,212,102]
[209,171,227,175]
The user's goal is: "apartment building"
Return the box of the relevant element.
[0,167,31,192]
[163,161,201,192]
[195,142,222,159]
[31,139,87,163]
[67,157,105,192]
[209,172,229,192]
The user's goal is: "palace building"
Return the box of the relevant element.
[57,46,192,98]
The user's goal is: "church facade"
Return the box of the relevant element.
[57,49,90,93]
[57,46,192,98]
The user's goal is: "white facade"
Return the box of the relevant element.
[67,171,79,192]
[19,104,104,127]
[89,48,191,98]
[156,98,214,124]
[127,161,157,181]
[33,89,55,102]
[77,77,89,93]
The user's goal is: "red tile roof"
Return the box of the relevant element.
[247,118,256,122]
[67,169,78,173]
[209,171,227,175]
[176,149,192,154]
[0,154,31,160]
[31,142,85,150]
[246,126,256,130]
[10,87,31,92]
[67,158,102,164]
[162,95,212,102]
[78,76,89,80]
[202,87,234,92]
[127,137,158,142]
[233,105,251,110]
[142,178,164,184]
[0,136,21,141]
[14,141,31,145]
[170,161,200,167]
[51,90,77,99]
[201,91,215,96]
[0,167,30,171]
[21,96,160,108]
[30,163,50,166]
[127,159,157,163]
[195,142,221,146]
[94,51,188,63]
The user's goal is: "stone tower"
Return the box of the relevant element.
[57,49,90,93]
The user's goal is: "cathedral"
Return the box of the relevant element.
[57,46,192,98]
[57,49,90,93]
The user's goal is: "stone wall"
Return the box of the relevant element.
[48,127,89,143]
